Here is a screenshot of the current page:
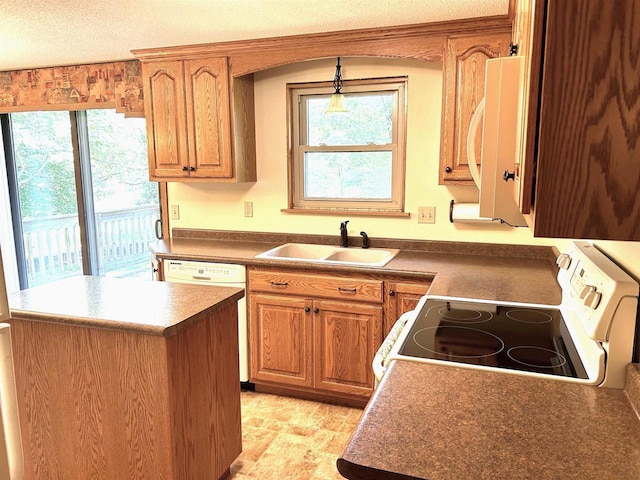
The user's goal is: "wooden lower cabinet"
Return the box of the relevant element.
[313,299,382,397]
[248,268,432,404]
[248,268,385,403]
[383,280,432,337]
[10,302,241,480]
[250,294,313,388]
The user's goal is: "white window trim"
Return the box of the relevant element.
[287,77,407,214]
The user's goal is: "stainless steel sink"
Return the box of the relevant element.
[255,243,399,267]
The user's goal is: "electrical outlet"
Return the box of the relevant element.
[170,204,180,220]
[244,201,253,217]
[418,206,435,224]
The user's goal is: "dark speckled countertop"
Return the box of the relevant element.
[149,230,640,479]
[9,275,244,337]
[338,361,640,480]
[150,229,563,305]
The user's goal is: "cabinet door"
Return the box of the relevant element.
[313,299,382,397]
[383,281,431,338]
[439,31,511,185]
[249,294,313,388]
[141,60,189,179]
[184,57,233,179]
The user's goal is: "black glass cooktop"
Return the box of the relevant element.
[398,298,588,379]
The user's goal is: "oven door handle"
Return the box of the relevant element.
[373,311,414,384]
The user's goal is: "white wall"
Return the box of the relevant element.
[594,241,640,280]
[169,57,558,247]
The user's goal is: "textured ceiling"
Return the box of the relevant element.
[0,0,509,71]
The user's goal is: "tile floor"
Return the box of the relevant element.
[229,390,364,479]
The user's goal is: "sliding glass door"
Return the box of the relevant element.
[2,109,159,289]
[9,111,81,286]
[85,110,159,278]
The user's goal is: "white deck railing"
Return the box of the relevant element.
[21,205,159,286]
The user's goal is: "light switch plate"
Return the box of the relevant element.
[418,206,435,224]
[244,201,253,217]
[170,204,180,220]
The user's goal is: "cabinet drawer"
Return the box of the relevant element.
[248,270,383,303]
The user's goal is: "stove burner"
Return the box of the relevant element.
[436,306,493,324]
[506,309,553,324]
[412,326,504,359]
[507,346,567,369]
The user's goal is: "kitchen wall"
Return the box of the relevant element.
[594,242,640,280]
[167,57,558,248]
[166,57,640,283]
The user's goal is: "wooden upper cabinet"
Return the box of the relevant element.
[143,60,188,178]
[517,0,640,240]
[137,54,256,182]
[184,58,232,178]
[439,31,512,185]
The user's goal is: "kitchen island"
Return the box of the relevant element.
[8,275,244,480]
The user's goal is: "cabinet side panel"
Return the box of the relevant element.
[534,0,640,239]
[232,74,257,182]
[167,304,242,479]
[9,319,173,480]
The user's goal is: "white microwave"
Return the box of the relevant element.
[467,56,527,227]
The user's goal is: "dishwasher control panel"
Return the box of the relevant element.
[164,260,246,284]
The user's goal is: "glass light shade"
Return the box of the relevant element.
[325,93,347,113]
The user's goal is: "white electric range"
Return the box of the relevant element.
[374,241,639,388]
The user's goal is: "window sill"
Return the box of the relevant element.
[281,209,411,218]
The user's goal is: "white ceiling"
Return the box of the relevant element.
[0,0,509,71]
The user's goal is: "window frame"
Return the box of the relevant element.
[287,77,408,215]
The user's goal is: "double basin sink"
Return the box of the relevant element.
[255,243,400,267]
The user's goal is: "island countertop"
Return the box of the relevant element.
[8,275,245,337]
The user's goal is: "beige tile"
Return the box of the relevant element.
[314,453,345,480]
[229,391,363,480]
[240,426,278,462]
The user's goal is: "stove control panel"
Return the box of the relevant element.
[558,241,638,341]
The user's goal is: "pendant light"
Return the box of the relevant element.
[325,57,348,113]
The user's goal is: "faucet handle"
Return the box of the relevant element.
[340,220,349,230]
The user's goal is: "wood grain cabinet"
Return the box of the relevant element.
[135,53,256,182]
[439,31,512,185]
[383,279,432,338]
[249,293,313,388]
[248,268,383,402]
[514,0,640,240]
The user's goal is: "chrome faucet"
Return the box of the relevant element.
[360,231,370,249]
[340,220,349,248]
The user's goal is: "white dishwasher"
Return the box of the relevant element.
[163,260,249,384]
